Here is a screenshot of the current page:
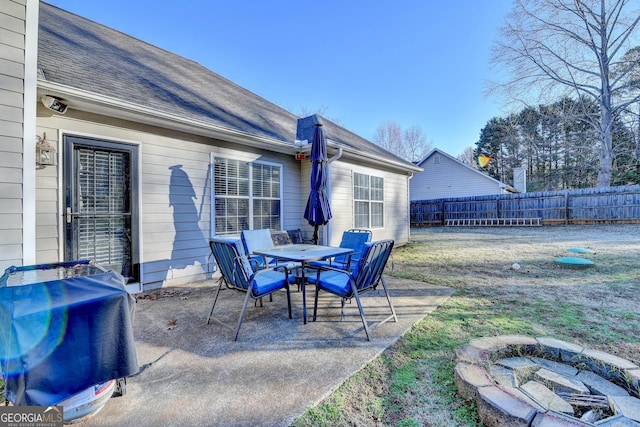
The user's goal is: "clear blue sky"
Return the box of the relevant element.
[45,0,513,157]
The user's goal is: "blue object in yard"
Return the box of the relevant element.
[0,260,138,407]
[304,122,332,244]
[555,257,595,268]
[567,247,595,254]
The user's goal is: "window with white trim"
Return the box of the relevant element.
[354,172,384,228]
[213,157,281,235]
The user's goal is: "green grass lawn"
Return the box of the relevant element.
[292,225,640,426]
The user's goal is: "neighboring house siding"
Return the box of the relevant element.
[329,160,410,246]
[35,110,304,289]
[411,153,502,200]
[0,0,27,272]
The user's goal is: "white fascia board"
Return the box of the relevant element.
[37,81,297,155]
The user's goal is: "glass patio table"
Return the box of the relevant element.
[251,244,353,324]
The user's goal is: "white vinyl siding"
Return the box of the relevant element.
[327,160,410,247]
[0,0,27,272]
[34,127,60,264]
[410,150,506,201]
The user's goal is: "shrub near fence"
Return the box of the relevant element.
[410,184,640,226]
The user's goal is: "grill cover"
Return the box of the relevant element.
[0,261,138,406]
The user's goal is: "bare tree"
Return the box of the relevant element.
[491,0,640,187]
[404,125,433,162]
[373,121,404,157]
[458,146,478,168]
[373,121,432,162]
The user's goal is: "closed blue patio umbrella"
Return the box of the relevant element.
[304,123,332,244]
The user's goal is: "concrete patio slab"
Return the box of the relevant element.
[76,276,453,426]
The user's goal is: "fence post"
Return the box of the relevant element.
[564,192,569,224]
[496,197,500,219]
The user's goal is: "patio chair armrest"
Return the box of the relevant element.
[249,254,269,269]
[247,257,260,271]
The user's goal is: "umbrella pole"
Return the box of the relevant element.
[313,224,319,245]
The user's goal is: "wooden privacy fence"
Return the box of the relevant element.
[410,184,640,226]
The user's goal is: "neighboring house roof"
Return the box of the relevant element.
[37,2,418,173]
[415,148,517,193]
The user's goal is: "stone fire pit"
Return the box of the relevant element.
[454,335,640,426]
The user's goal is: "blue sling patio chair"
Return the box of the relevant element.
[241,229,277,270]
[286,229,314,244]
[308,239,397,341]
[207,238,292,341]
[311,228,372,271]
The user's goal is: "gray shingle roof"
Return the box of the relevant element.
[38,2,297,142]
[38,2,415,169]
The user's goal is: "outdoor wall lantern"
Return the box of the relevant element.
[36,133,56,166]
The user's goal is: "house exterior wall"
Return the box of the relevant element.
[328,160,410,247]
[410,152,503,201]
[35,108,303,289]
[0,0,38,273]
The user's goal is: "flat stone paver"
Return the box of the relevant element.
[531,411,593,426]
[536,337,583,362]
[489,364,518,387]
[609,396,640,423]
[576,370,629,397]
[476,385,538,427]
[520,381,574,414]
[496,357,540,383]
[454,363,495,401]
[580,349,639,381]
[531,357,579,378]
[454,343,491,365]
[596,414,640,426]
[533,368,590,395]
[470,335,538,352]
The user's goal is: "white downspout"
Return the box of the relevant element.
[23,0,40,265]
[407,172,414,240]
[325,146,343,245]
